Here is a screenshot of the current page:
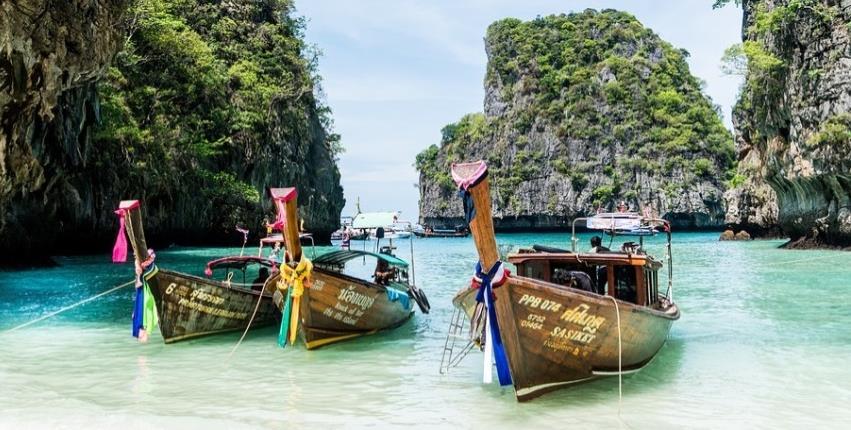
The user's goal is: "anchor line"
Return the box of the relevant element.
[1,279,136,335]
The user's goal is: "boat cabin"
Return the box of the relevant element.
[509,249,663,307]
[509,212,672,308]
[313,249,412,288]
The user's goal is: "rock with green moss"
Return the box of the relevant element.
[724,0,851,247]
[0,0,344,262]
[416,10,735,230]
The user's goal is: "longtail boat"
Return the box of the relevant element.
[443,161,680,401]
[266,188,430,349]
[413,226,469,238]
[113,200,279,343]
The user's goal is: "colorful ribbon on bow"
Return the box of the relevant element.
[132,253,158,342]
[112,209,129,263]
[475,260,512,386]
[276,255,313,347]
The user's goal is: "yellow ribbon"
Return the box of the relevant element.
[276,256,313,345]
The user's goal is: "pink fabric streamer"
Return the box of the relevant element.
[451,161,488,190]
[112,209,128,263]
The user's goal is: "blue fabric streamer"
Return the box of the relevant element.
[475,261,513,386]
[459,189,476,224]
[131,283,143,338]
[385,288,411,310]
[277,286,293,348]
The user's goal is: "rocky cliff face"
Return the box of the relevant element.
[727,0,851,247]
[417,10,735,231]
[1,0,129,262]
[0,0,344,263]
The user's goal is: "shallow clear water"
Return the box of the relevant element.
[1,233,849,429]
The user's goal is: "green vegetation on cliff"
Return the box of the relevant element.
[418,10,734,220]
[96,0,343,234]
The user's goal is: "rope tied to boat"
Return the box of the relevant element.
[604,295,624,417]
[472,260,512,386]
[276,255,313,347]
[1,279,136,335]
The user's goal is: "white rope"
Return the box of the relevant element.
[225,281,271,360]
[605,295,624,417]
[0,280,135,335]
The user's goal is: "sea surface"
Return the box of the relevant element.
[0,233,849,429]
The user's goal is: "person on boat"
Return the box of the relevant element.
[373,259,396,285]
[269,242,282,263]
[589,236,610,253]
[341,227,351,250]
[251,267,270,291]
[617,200,629,213]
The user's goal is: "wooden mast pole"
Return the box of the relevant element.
[120,200,149,263]
[270,188,302,262]
[283,194,302,262]
[452,161,498,269]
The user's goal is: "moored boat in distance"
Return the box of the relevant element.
[443,161,680,401]
[413,225,469,238]
[113,201,279,344]
[267,188,430,349]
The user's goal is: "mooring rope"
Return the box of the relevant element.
[604,295,628,429]
[225,282,269,360]
[0,279,135,335]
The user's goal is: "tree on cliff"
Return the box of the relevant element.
[97,0,344,241]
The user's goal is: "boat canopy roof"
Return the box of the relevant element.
[584,212,667,236]
[260,233,312,244]
[352,212,398,229]
[205,256,277,274]
[313,249,409,268]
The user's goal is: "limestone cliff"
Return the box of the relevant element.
[417,10,735,231]
[727,0,851,247]
[0,0,344,263]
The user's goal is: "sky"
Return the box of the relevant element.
[295,0,744,223]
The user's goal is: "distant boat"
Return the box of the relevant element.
[113,201,279,343]
[442,161,680,401]
[265,188,430,349]
[413,226,469,238]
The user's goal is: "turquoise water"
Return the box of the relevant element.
[1,233,849,429]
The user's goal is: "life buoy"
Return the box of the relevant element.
[408,285,430,314]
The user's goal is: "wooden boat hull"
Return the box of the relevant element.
[273,268,414,349]
[145,267,279,343]
[454,277,679,401]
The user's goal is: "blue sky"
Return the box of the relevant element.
[295,0,744,222]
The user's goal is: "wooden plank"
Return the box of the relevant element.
[636,266,646,306]
[125,205,148,262]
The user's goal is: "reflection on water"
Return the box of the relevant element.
[0,233,849,428]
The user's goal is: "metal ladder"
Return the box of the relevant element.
[439,306,477,374]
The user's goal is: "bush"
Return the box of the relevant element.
[692,158,714,177]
